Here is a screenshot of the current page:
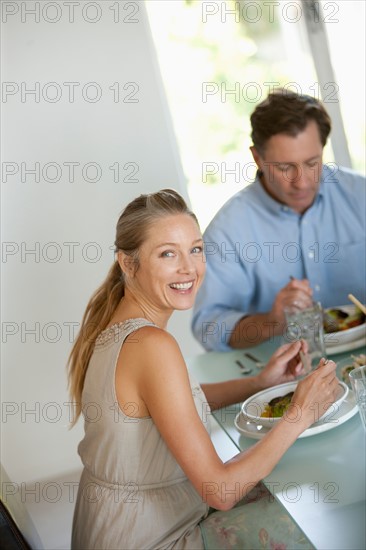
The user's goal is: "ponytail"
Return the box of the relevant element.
[67,261,124,425]
[67,188,198,426]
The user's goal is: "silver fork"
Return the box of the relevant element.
[235,359,252,374]
[244,352,266,369]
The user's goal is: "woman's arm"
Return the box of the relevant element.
[119,327,338,512]
[201,340,307,410]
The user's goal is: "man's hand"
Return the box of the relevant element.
[229,279,313,348]
[271,278,313,324]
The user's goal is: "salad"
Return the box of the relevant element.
[324,307,365,334]
[340,353,366,387]
[260,391,294,418]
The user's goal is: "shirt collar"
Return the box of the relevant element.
[252,168,325,216]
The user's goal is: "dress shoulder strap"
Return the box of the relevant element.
[95,318,157,349]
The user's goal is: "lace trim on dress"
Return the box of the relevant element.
[95,318,155,347]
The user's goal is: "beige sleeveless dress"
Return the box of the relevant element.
[72,318,209,550]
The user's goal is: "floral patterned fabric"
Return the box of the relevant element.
[199,482,314,550]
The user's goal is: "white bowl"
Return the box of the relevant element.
[241,380,349,428]
[324,305,366,347]
[336,354,366,388]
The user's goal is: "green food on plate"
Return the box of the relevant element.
[324,308,365,334]
[261,391,294,418]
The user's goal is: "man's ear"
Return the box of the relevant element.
[117,251,135,277]
[250,146,262,169]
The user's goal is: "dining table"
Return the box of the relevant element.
[187,335,366,550]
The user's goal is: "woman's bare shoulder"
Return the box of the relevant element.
[124,324,183,365]
[126,324,179,346]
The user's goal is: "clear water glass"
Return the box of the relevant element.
[284,301,326,373]
[349,365,366,432]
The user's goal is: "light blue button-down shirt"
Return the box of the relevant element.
[192,165,366,351]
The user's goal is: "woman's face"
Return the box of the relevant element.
[127,214,205,314]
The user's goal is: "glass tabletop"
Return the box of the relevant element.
[187,338,366,550]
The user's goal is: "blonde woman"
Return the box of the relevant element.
[69,189,337,549]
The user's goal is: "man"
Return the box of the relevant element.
[192,90,366,351]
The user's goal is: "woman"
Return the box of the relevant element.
[69,189,337,549]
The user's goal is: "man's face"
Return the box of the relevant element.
[251,120,324,214]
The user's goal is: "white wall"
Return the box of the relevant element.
[1,0,203,499]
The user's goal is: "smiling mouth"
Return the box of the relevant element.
[169,282,194,290]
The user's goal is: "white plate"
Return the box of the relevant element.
[241,380,348,428]
[326,335,366,356]
[324,305,366,347]
[235,391,358,440]
[336,354,366,388]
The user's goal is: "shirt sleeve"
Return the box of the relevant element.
[192,212,252,352]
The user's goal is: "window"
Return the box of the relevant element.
[146,0,365,230]
[318,0,365,172]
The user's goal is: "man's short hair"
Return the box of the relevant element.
[250,89,332,155]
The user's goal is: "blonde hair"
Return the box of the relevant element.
[67,189,198,424]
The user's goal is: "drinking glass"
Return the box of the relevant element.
[284,301,326,373]
[349,365,366,432]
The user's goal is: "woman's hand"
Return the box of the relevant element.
[257,340,308,389]
[285,358,339,430]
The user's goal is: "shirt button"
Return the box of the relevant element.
[314,284,320,291]
[308,252,314,259]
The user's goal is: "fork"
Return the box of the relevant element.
[235,359,252,374]
[244,352,266,369]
